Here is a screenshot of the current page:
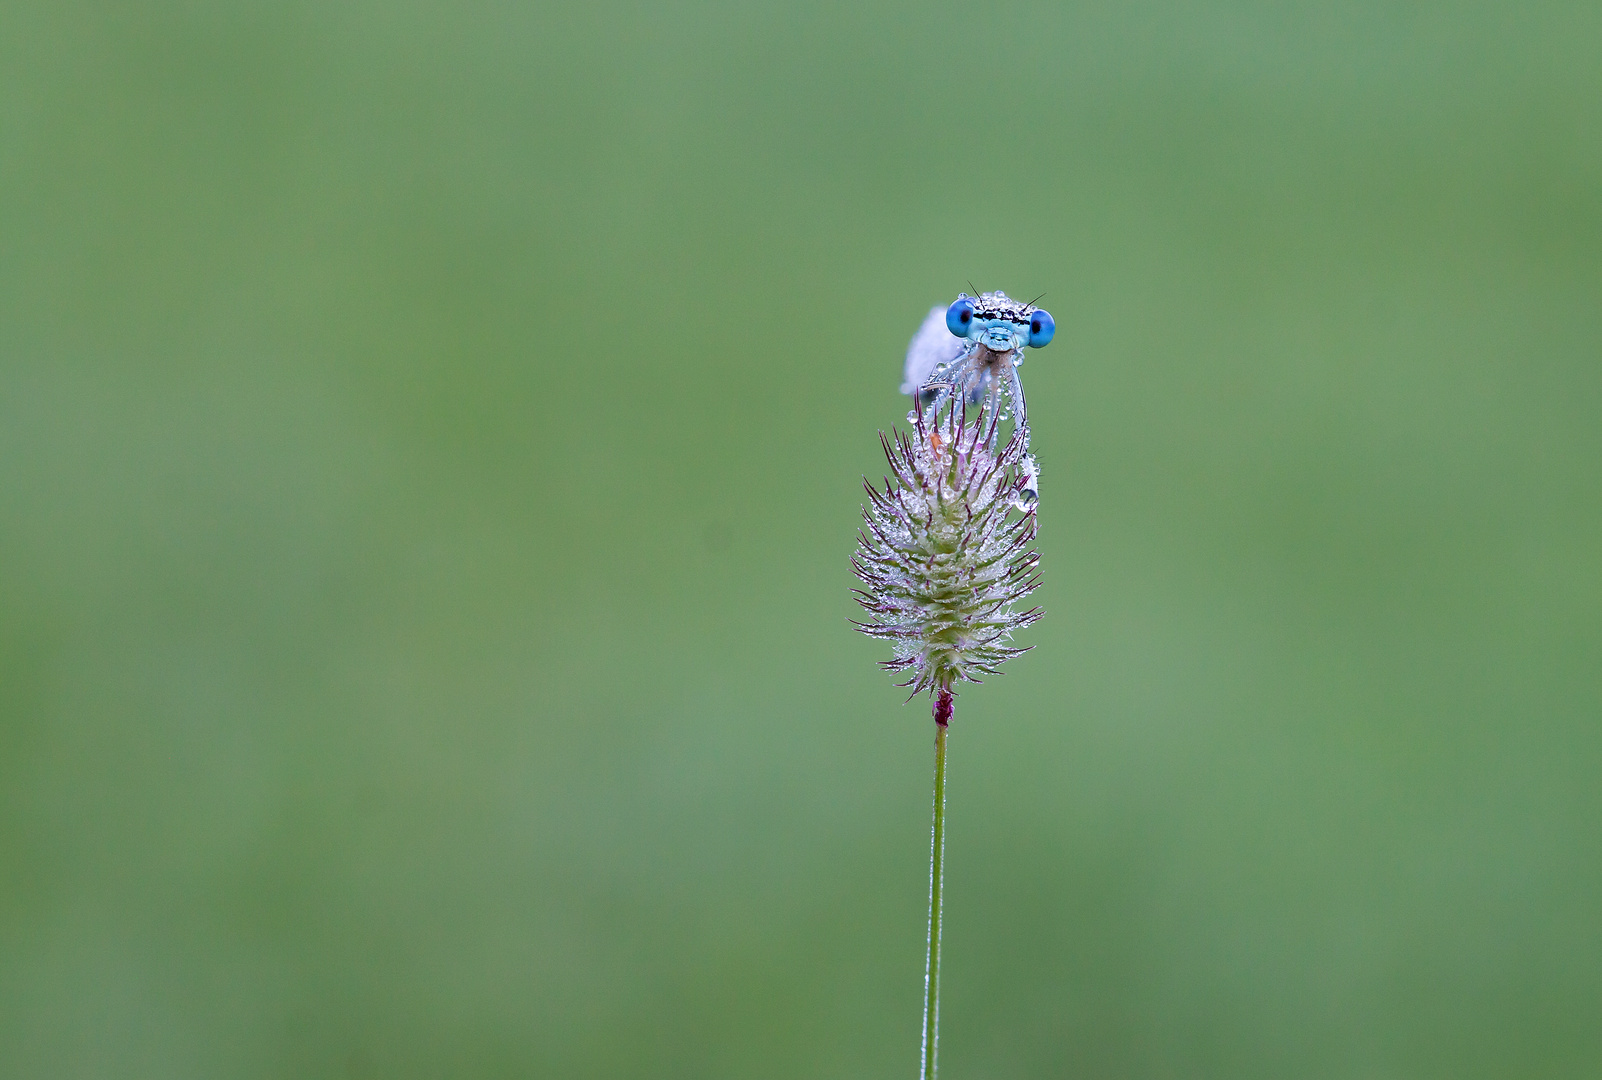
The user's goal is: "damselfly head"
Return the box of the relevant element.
[945,292,1054,352]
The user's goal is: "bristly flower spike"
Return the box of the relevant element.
[851,397,1043,720]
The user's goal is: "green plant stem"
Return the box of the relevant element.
[921,717,949,1080]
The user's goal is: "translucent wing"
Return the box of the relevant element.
[901,305,966,395]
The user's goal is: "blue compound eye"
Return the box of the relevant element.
[945,297,976,337]
[1027,308,1055,348]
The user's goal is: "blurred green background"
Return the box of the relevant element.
[3,1,1600,1077]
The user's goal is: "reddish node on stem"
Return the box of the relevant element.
[933,688,954,727]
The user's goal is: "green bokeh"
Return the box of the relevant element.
[3,2,1600,1077]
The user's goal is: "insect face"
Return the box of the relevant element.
[945,292,1053,353]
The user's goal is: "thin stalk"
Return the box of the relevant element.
[921,690,953,1079]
